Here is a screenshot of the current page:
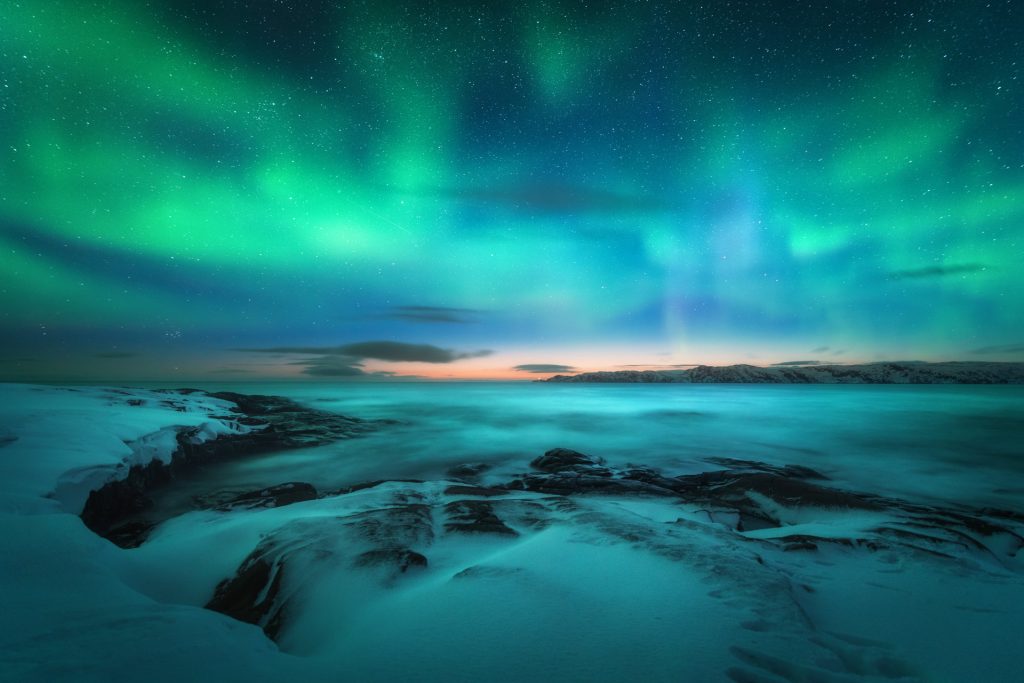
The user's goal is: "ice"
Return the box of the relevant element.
[2,382,1023,682]
[130,488,751,681]
[0,384,245,515]
[0,384,311,682]
[0,512,316,681]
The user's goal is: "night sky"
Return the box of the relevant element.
[2,1,1022,380]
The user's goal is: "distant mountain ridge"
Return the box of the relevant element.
[544,362,1024,384]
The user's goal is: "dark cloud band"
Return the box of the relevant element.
[887,264,988,280]
[513,364,577,373]
[239,340,492,364]
[383,306,483,324]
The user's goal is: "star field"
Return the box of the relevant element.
[1,1,1021,379]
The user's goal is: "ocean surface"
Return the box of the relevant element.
[141,382,1024,514]
[5,381,1022,682]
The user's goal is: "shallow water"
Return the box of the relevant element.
[140,382,1024,512]
[107,382,1024,682]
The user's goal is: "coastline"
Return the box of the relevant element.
[545,361,1024,383]
[1,382,1022,682]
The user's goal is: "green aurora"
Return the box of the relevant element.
[1,1,1021,379]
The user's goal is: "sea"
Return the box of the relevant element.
[14,380,1023,682]
[138,381,1024,514]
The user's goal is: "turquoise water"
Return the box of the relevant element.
[142,382,1024,510]
[117,382,1024,682]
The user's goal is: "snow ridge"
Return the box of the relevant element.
[546,361,1024,383]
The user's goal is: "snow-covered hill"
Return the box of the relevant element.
[546,361,1024,383]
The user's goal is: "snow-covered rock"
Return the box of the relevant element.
[0,383,378,683]
[546,361,1024,383]
[0,384,249,516]
[2,384,1023,682]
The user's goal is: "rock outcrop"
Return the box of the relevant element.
[207,498,435,639]
[207,446,1023,647]
[80,390,391,546]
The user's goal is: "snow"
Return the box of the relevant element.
[0,512,312,683]
[129,486,748,681]
[0,383,305,683]
[2,382,1023,682]
[0,384,248,515]
[129,478,1024,682]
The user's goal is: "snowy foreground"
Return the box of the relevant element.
[1,383,1023,682]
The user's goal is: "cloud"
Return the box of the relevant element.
[207,367,253,375]
[383,306,482,324]
[304,366,365,376]
[292,356,413,378]
[513,364,577,374]
[240,346,343,355]
[970,342,1024,355]
[868,360,927,365]
[297,357,368,376]
[887,263,988,280]
[239,340,492,363]
[811,346,830,353]
[772,360,823,366]
[428,182,667,215]
[337,341,491,363]
[93,351,138,359]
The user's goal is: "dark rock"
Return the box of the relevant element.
[704,457,828,480]
[443,485,508,497]
[81,464,164,535]
[673,471,881,512]
[216,482,318,511]
[347,503,435,548]
[447,462,493,479]
[507,472,670,497]
[506,451,683,497]
[206,552,287,640]
[202,448,1024,644]
[736,512,778,532]
[530,447,607,474]
[621,467,692,493]
[445,499,518,536]
[772,535,885,553]
[104,520,157,549]
[326,479,425,497]
[506,448,1021,569]
[80,390,389,546]
[210,498,435,642]
[979,508,1024,524]
[453,565,522,579]
[355,548,428,572]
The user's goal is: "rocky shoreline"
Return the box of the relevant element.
[5,384,1015,682]
[80,390,394,547]
[200,445,1023,645]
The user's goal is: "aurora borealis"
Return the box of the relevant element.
[1,1,1021,380]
